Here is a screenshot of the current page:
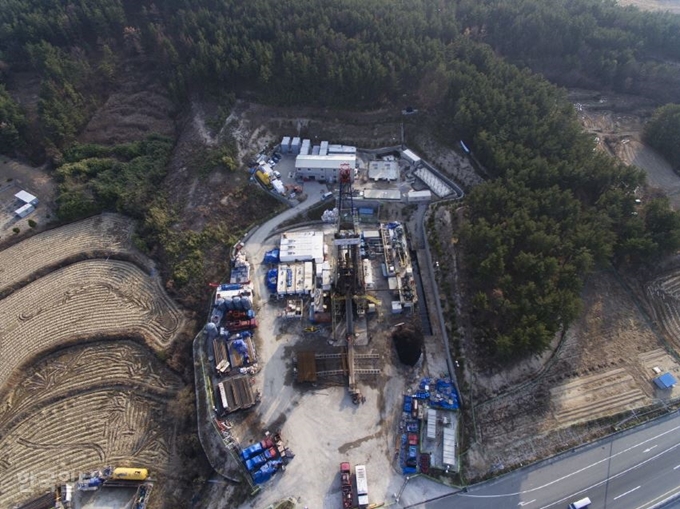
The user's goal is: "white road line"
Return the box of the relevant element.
[643,445,658,453]
[634,484,680,509]
[518,500,536,506]
[535,441,680,509]
[461,423,680,499]
[615,486,641,500]
[674,464,680,470]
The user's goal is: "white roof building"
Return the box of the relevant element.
[401,149,421,165]
[15,203,35,218]
[407,190,432,202]
[362,189,402,201]
[279,231,325,264]
[368,161,399,181]
[295,154,356,170]
[15,190,39,205]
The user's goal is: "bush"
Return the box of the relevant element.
[28,219,37,228]
[12,227,20,234]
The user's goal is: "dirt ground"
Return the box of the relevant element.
[194,218,457,509]
[570,88,680,209]
[0,216,189,507]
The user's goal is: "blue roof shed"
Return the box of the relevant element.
[654,372,677,390]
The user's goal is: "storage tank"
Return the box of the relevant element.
[281,136,291,154]
[242,296,252,310]
[110,467,149,481]
[232,296,242,310]
[215,298,227,312]
[225,298,234,310]
[205,322,219,341]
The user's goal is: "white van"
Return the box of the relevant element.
[322,191,333,200]
[568,497,591,509]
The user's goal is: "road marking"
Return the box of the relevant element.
[614,486,641,500]
[634,484,680,509]
[459,422,680,500]
[674,464,680,470]
[518,500,536,506]
[643,445,657,453]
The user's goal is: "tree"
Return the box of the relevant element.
[643,104,680,170]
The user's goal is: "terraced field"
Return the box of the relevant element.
[0,213,146,297]
[0,259,184,390]
[0,342,183,506]
[0,215,188,507]
[647,271,680,350]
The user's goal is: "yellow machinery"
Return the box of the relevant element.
[110,467,149,481]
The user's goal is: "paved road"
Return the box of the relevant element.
[407,411,680,509]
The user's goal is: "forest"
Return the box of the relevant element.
[2,0,680,357]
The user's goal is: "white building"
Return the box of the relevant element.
[15,190,39,206]
[15,203,35,218]
[295,154,356,183]
[279,230,325,264]
[407,190,432,203]
[401,149,421,166]
[368,161,399,181]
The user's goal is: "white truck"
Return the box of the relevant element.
[355,464,369,507]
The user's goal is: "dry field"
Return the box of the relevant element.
[463,271,679,478]
[0,215,188,507]
[0,213,146,296]
[571,89,680,209]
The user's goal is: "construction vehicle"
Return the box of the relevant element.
[255,169,272,189]
[340,462,353,509]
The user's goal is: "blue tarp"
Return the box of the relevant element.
[264,249,280,264]
[245,453,267,472]
[252,460,282,484]
[417,377,460,410]
[219,284,242,291]
[358,207,374,215]
[240,442,263,461]
[266,269,278,291]
[403,395,413,413]
[654,372,678,389]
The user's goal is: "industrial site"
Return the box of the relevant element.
[195,136,466,509]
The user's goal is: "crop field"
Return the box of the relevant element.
[0,215,188,507]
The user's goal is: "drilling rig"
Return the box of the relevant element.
[332,164,365,403]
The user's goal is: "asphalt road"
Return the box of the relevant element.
[408,411,680,509]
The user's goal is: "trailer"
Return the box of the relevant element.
[224,318,257,332]
[355,464,369,507]
[341,462,353,509]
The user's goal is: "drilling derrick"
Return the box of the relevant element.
[332,164,365,403]
[334,164,361,295]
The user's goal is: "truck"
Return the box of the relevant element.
[355,464,369,507]
[224,318,257,332]
[340,462,353,509]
